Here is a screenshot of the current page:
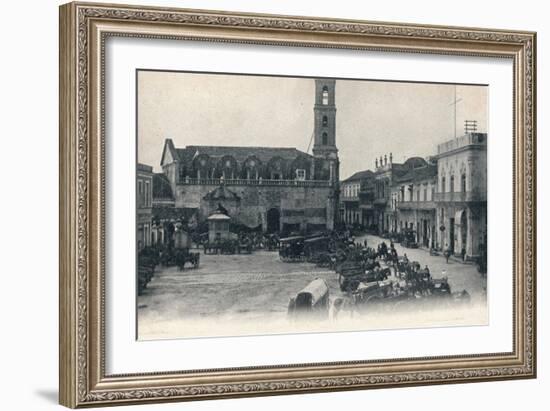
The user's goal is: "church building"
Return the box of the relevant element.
[157,78,340,234]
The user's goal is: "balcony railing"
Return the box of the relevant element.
[396,201,436,210]
[433,191,486,202]
[342,195,359,202]
[177,177,332,188]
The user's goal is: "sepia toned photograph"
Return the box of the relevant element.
[136,70,488,340]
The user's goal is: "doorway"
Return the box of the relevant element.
[267,208,280,233]
[423,220,428,247]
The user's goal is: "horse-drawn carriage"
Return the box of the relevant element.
[279,236,306,262]
[237,237,253,254]
[304,236,332,264]
[159,246,200,270]
[349,273,468,312]
[137,247,159,295]
[173,248,200,270]
[287,278,330,320]
[336,261,390,292]
[389,231,403,244]
[352,280,394,307]
[263,234,280,251]
[158,227,200,270]
[203,239,236,254]
[401,229,418,248]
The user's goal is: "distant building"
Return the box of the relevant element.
[434,132,487,259]
[157,79,340,234]
[340,170,374,227]
[150,172,198,247]
[137,163,153,250]
[372,153,410,234]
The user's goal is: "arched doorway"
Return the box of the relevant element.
[267,208,280,233]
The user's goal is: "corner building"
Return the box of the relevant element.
[434,132,487,259]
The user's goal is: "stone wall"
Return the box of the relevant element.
[174,183,335,231]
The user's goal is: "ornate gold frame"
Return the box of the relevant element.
[59,1,537,408]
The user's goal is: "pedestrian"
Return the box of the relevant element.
[461,247,466,262]
[444,243,450,263]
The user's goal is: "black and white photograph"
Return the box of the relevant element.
[136,70,488,340]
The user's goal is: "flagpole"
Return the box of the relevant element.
[454,85,457,139]
[449,86,462,140]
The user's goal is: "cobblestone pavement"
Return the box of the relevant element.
[138,234,487,339]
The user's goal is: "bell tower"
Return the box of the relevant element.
[312,79,338,158]
[312,79,339,185]
[311,79,339,229]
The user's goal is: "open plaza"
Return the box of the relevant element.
[138,233,487,339]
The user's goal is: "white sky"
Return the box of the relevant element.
[137,71,487,179]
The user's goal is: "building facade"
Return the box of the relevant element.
[339,130,486,258]
[157,79,340,234]
[372,153,410,234]
[340,170,374,227]
[392,158,437,248]
[137,163,153,250]
[149,172,199,248]
[434,132,487,259]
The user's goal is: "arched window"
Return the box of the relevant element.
[322,132,328,145]
[450,175,455,193]
[322,86,329,105]
[322,115,328,126]
[441,176,446,193]
[461,173,467,192]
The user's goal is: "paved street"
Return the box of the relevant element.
[137,250,340,339]
[355,234,487,303]
[138,234,487,340]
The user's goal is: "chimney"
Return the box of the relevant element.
[375,158,378,169]
[389,152,393,164]
[384,154,387,165]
